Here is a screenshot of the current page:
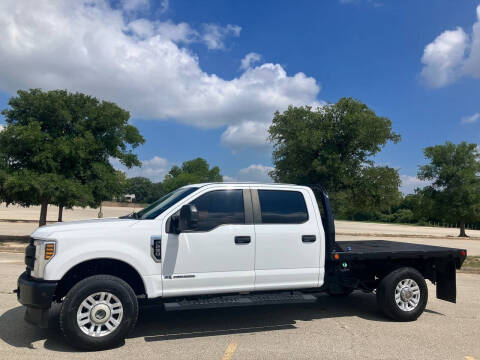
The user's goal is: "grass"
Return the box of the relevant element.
[463,256,480,270]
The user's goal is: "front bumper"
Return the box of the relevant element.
[16,271,57,328]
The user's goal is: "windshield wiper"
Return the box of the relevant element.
[120,211,139,219]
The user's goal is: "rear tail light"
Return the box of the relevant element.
[461,250,467,257]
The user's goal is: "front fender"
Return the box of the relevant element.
[43,234,154,281]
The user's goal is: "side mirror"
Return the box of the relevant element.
[178,204,199,232]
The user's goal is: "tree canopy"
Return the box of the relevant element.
[162,158,223,193]
[0,89,144,225]
[125,177,164,203]
[268,98,401,215]
[416,141,480,237]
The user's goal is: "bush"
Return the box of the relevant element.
[391,209,415,224]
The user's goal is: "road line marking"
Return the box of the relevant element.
[465,357,476,360]
[221,342,238,360]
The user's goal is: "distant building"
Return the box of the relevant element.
[124,194,136,203]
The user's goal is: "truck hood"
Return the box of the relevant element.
[31,218,139,239]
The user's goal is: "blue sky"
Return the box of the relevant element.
[0,0,479,193]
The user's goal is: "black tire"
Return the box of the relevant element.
[60,275,138,351]
[376,267,428,322]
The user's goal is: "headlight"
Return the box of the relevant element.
[31,239,56,279]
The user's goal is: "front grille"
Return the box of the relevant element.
[24,238,36,275]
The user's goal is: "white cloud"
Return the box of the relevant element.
[461,112,480,124]
[0,0,321,150]
[400,175,429,195]
[0,124,4,131]
[127,19,232,46]
[221,121,270,150]
[155,21,196,43]
[464,5,480,78]
[159,0,169,13]
[421,28,468,87]
[112,156,169,181]
[122,0,149,12]
[225,164,274,183]
[201,24,241,50]
[240,52,262,70]
[421,5,480,87]
[238,164,274,182]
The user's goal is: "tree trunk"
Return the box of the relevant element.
[39,200,48,227]
[58,205,63,222]
[459,221,468,237]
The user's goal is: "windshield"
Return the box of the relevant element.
[134,186,199,220]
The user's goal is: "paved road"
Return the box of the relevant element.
[0,253,479,359]
[0,203,134,222]
[336,220,480,238]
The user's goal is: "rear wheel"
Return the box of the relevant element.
[376,267,428,321]
[60,275,138,350]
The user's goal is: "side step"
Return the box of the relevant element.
[163,292,317,311]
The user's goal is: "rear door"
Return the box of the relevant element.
[161,187,255,297]
[252,187,321,290]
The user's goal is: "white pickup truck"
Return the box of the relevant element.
[16,183,467,350]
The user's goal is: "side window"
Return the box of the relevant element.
[190,190,245,231]
[258,190,308,224]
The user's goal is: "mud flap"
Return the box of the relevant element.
[25,306,50,328]
[436,260,456,303]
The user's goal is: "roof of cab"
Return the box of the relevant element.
[184,182,309,188]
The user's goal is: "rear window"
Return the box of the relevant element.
[258,190,309,224]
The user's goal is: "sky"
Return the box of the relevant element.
[0,0,479,194]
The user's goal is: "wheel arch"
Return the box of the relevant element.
[55,258,147,300]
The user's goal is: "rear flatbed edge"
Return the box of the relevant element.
[335,240,466,266]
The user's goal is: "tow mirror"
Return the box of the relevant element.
[178,204,199,232]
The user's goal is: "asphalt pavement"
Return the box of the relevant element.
[0,252,479,359]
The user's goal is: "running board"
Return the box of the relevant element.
[163,292,317,311]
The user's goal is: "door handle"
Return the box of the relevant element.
[302,235,316,243]
[235,236,251,244]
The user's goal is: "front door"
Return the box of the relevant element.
[162,188,255,297]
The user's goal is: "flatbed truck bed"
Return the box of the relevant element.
[335,240,466,265]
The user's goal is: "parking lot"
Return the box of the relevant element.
[1,205,479,358]
[0,252,479,359]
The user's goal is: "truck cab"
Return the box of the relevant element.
[16,183,467,350]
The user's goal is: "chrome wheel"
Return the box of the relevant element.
[395,278,420,311]
[76,292,123,337]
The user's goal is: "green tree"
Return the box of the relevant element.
[162,157,222,193]
[125,177,165,203]
[268,98,401,215]
[0,89,144,226]
[346,165,402,215]
[417,141,480,237]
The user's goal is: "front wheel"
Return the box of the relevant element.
[60,275,139,350]
[376,267,428,321]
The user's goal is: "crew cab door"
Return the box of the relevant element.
[161,188,255,297]
[252,187,322,290]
